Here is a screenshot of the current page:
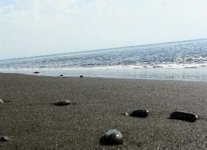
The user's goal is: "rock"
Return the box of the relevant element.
[129,109,149,118]
[52,100,71,106]
[0,98,4,103]
[60,74,63,77]
[79,75,83,78]
[33,71,39,74]
[123,112,129,116]
[0,136,10,142]
[100,129,124,145]
[169,111,198,122]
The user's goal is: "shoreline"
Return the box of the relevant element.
[1,70,207,82]
[1,73,207,149]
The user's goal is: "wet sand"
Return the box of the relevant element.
[0,73,207,149]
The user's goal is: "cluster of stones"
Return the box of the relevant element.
[1,93,199,147]
[104,109,198,146]
[33,72,84,78]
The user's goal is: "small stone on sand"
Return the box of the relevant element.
[129,109,149,118]
[0,98,4,103]
[33,71,39,74]
[0,136,10,142]
[52,100,71,106]
[60,74,63,77]
[123,112,129,116]
[79,75,83,78]
[100,129,124,145]
[169,111,198,122]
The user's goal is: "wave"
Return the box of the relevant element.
[1,39,207,71]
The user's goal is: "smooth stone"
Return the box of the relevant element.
[169,111,198,122]
[33,71,39,74]
[123,112,129,116]
[60,74,63,77]
[129,109,149,118]
[52,100,71,106]
[0,98,4,103]
[0,136,10,142]
[79,75,83,78]
[100,129,124,145]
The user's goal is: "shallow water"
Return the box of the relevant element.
[1,67,207,81]
[1,39,207,81]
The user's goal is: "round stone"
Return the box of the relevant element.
[101,129,124,145]
[79,75,83,78]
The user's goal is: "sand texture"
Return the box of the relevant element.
[1,73,207,149]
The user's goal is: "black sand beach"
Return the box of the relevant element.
[1,73,207,149]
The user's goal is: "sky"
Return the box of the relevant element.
[0,0,207,60]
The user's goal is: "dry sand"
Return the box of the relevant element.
[0,73,207,149]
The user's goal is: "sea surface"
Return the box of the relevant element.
[1,39,207,81]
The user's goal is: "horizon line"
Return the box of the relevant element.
[1,38,207,61]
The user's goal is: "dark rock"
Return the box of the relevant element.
[79,75,83,78]
[0,136,10,142]
[63,77,66,78]
[0,98,4,104]
[60,74,63,77]
[33,71,39,74]
[129,109,149,118]
[52,100,71,106]
[100,129,124,145]
[169,111,198,122]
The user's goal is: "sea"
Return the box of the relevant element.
[1,39,207,81]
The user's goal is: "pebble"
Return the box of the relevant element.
[123,112,129,116]
[33,71,39,74]
[52,100,71,106]
[79,75,83,78]
[0,98,4,103]
[101,129,124,145]
[0,136,10,142]
[129,109,149,118]
[60,74,63,77]
[169,111,198,122]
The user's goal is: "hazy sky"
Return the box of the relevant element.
[0,0,207,60]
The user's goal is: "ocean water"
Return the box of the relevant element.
[1,39,207,81]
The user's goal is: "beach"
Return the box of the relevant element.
[1,73,207,149]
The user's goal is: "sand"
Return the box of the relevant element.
[0,73,207,149]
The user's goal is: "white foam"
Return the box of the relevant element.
[1,62,207,74]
